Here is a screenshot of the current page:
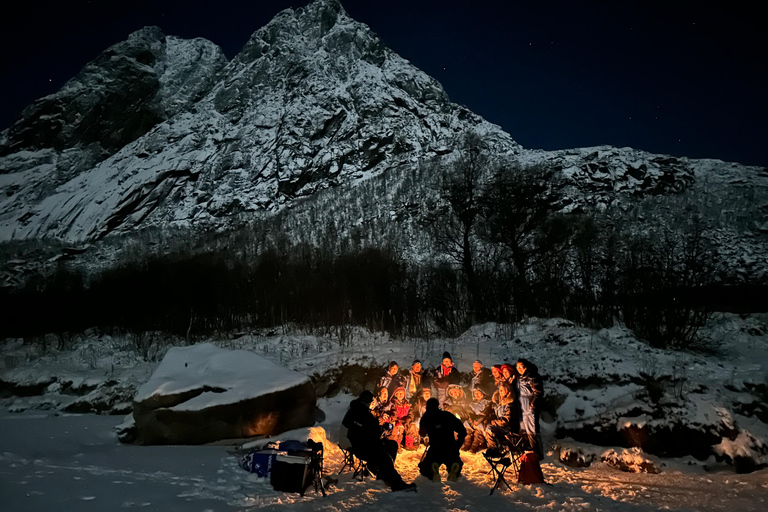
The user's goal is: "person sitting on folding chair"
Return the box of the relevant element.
[417,398,466,483]
[342,390,416,492]
[485,383,515,455]
[465,388,493,453]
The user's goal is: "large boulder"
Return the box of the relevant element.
[131,343,316,445]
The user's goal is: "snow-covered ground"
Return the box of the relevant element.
[2,314,768,511]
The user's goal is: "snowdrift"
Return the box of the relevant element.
[130,343,316,445]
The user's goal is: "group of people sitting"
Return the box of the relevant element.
[341,351,544,491]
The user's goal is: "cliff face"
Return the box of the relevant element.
[0,0,517,243]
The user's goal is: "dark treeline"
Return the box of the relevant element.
[0,248,417,341]
[0,220,762,349]
[2,133,765,350]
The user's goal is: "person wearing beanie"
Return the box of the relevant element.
[379,361,406,397]
[432,351,461,408]
[418,398,466,483]
[342,391,416,492]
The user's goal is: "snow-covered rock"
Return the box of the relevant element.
[131,343,317,445]
[600,447,662,474]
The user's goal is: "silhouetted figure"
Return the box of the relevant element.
[342,390,416,491]
[418,398,466,483]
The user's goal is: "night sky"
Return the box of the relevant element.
[1,0,766,167]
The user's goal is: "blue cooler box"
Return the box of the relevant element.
[239,449,284,478]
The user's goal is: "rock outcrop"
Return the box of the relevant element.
[130,343,317,445]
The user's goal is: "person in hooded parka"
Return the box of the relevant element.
[516,358,544,459]
[444,383,471,423]
[418,398,467,483]
[411,386,432,424]
[372,387,394,421]
[465,388,493,452]
[485,383,515,452]
[388,386,414,448]
[342,391,416,492]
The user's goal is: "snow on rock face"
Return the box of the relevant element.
[130,343,316,445]
[0,26,227,241]
[0,0,517,243]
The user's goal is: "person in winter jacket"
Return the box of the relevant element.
[411,386,432,424]
[372,387,394,423]
[485,383,516,452]
[387,387,412,446]
[491,365,503,386]
[418,398,467,483]
[342,390,416,491]
[500,363,517,387]
[444,384,471,423]
[402,360,423,400]
[432,351,461,408]
[379,361,406,396]
[516,358,544,459]
[468,360,496,397]
[464,388,493,452]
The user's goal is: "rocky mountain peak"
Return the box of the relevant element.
[0,0,764,284]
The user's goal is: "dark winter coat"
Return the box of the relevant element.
[469,367,495,397]
[517,364,544,411]
[372,398,395,422]
[342,398,384,452]
[468,396,493,429]
[419,408,467,452]
[491,395,515,429]
[411,395,430,423]
[379,370,406,396]
[432,364,461,406]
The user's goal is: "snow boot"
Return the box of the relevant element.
[447,462,461,482]
[431,462,441,483]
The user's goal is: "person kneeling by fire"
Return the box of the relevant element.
[418,398,467,483]
[342,390,416,492]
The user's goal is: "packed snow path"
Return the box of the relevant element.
[1,411,766,512]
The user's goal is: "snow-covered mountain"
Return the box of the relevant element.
[0,0,766,276]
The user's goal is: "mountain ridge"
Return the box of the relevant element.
[0,0,765,283]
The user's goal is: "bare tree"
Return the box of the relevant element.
[478,163,565,317]
[426,132,489,321]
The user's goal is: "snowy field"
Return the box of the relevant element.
[2,404,766,512]
[2,314,768,511]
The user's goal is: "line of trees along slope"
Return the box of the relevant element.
[2,134,764,349]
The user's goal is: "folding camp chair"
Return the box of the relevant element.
[338,425,370,480]
[483,433,528,495]
[337,445,370,479]
[483,449,514,495]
